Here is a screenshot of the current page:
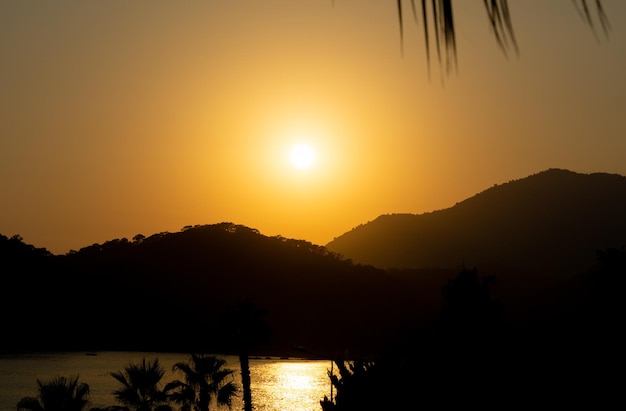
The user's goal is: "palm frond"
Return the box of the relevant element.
[109,371,131,388]
[432,0,442,70]
[397,0,457,80]
[19,376,90,411]
[483,0,519,57]
[595,0,611,36]
[441,0,458,74]
[573,0,611,40]
[369,0,611,81]
[169,353,238,411]
[421,0,431,78]
[216,381,239,407]
[16,397,43,411]
[397,0,405,57]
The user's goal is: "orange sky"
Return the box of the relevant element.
[2,1,625,255]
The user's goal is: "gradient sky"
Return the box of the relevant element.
[2,1,625,255]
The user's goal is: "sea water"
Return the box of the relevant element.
[0,352,333,411]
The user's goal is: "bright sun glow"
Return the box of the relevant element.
[289,143,317,170]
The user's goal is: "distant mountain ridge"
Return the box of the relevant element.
[326,169,626,276]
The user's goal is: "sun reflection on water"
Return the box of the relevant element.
[247,359,332,411]
[277,362,316,390]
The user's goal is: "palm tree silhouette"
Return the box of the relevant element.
[17,375,90,411]
[110,358,172,411]
[395,0,610,78]
[165,354,238,411]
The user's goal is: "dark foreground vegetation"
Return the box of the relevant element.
[321,251,625,409]
[12,249,625,409]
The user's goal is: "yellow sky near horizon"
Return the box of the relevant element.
[1,1,625,255]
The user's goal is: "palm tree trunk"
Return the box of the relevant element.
[231,298,268,411]
[239,346,253,411]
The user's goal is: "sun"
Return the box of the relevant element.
[288,143,317,170]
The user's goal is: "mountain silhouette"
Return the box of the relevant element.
[3,169,625,358]
[327,168,626,276]
[1,224,417,357]
[4,171,625,406]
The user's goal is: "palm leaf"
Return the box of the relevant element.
[16,397,43,411]
[397,0,457,80]
[573,0,611,40]
[484,0,518,57]
[216,381,238,407]
[421,0,431,78]
[397,0,404,56]
[392,0,608,80]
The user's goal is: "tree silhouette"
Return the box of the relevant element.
[110,358,172,411]
[317,267,508,409]
[17,375,90,411]
[437,267,502,339]
[165,354,237,411]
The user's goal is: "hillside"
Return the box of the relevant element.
[1,224,420,357]
[326,168,626,277]
[4,170,625,359]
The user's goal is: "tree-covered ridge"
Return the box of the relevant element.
[327,168,626,274]
[68,223,343,262]
[1,233,52,260]
[1,223,409,356]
